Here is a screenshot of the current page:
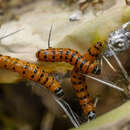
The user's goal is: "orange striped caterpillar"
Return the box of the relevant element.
[71,68,96,120]
[0,55,64,98]
[71,41,104,120]
[36,48,100,75]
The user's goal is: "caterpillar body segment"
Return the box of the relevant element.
[36,48,100,75]
[84,41,104,63]
[71,68,96,120]
[0,55,64,97]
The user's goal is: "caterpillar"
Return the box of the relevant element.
[36,48,100,75]
[71,68,96,120]
[71,41,104,120]
[0,55,64,98]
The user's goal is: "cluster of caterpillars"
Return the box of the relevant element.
[36,41,104,120]
[0,41,104,120]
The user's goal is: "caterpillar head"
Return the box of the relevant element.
[92,66,101,75]
[88,111,96,120]
[55,87,64,98]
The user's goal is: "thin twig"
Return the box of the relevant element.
[103,55,116,72]
[54,96,80,128]
[100,57,103,73]
[94,97,99,107]
[109,47,130,83]
[81,74,124,92]
[48,24,53,48]
[0,28,24,40]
